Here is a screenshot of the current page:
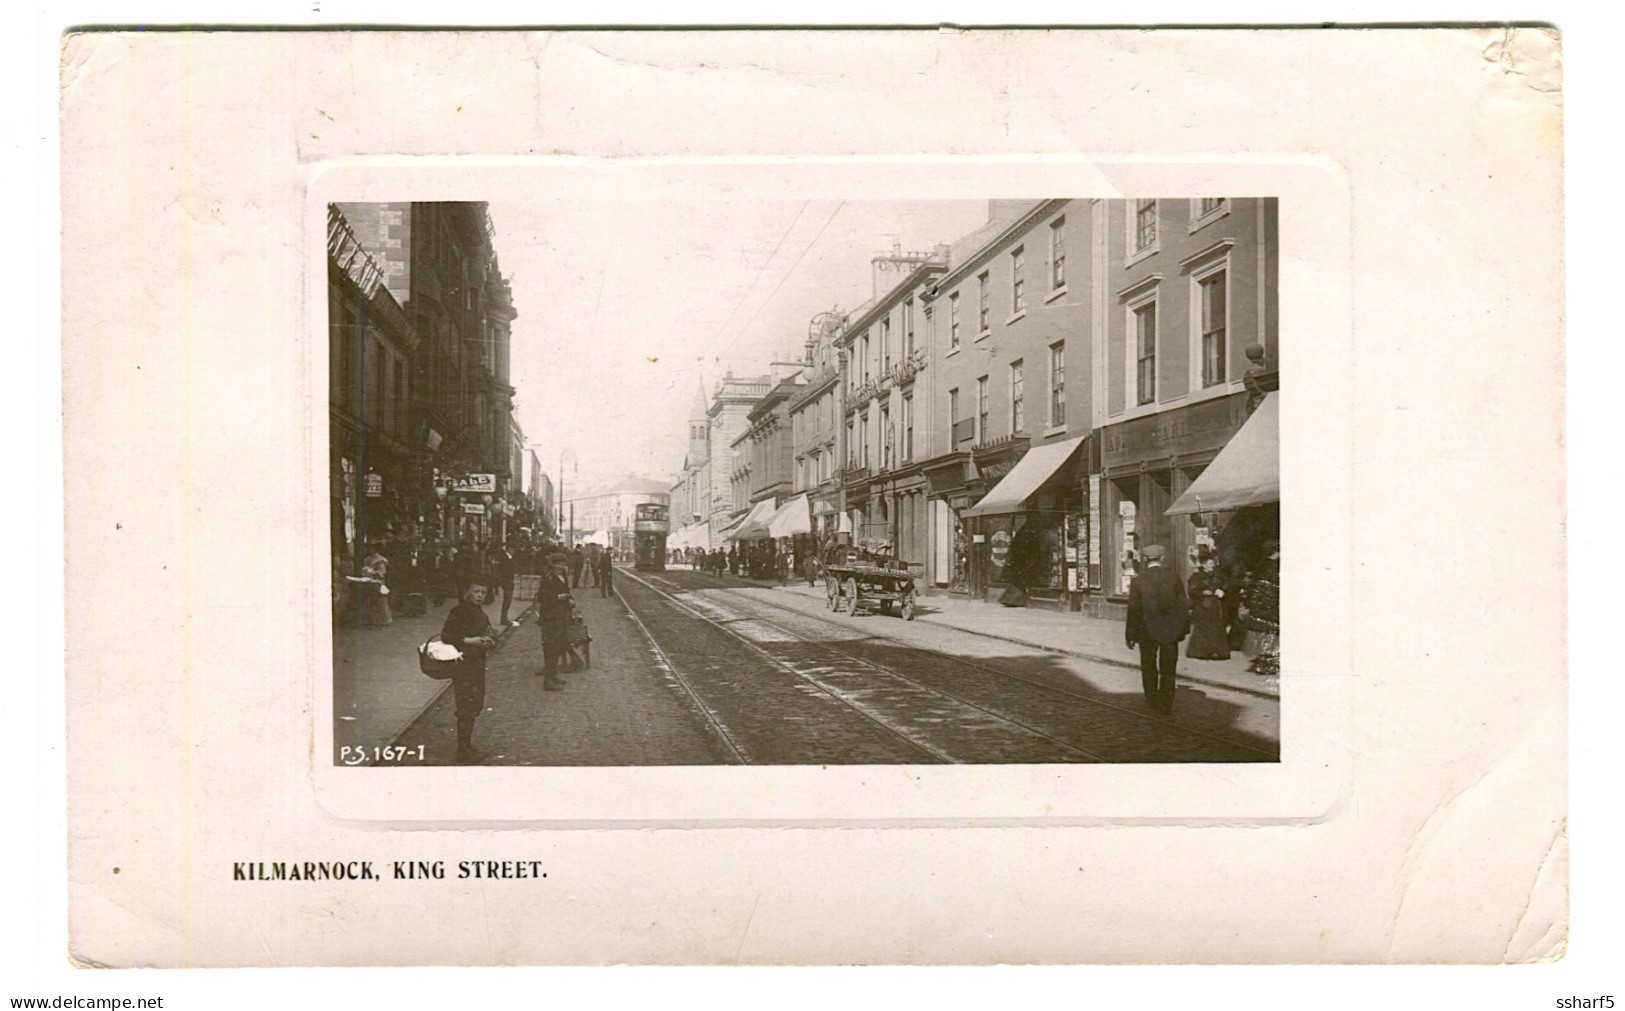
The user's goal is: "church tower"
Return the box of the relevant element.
[687,382,710,469]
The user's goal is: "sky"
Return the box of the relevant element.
[487,198,990,495]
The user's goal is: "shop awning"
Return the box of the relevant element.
[1166,393,1279,515]
[964,435,1087,518]
[767,495,813,538]
[730,498,779,540]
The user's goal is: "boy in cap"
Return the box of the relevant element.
[535,552,574,691]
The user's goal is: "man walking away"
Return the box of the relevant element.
[1124,544,1190,715]
[596,546,615,597]
[440,582,497,763]
[568,545,586,589]
[490,542,517,626]
[536,552,574,691]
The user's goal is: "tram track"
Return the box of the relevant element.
[618,568,1101,764]
[633,567,1278,764]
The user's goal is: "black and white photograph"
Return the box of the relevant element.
[327,196,1281,768]
[49,24,1575,981]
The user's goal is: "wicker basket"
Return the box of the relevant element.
[417,634,463,680]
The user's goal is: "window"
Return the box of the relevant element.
[1134,199,1158,252]
[903,298,915,355]
[1199,269,1228,387]
[949,293,961,349]
[977,376,989,442]
[978,272,990,332]
[1198,197,1226,216]
[1049,342,1066,427]
[1010,360,1025,433]
[860,410,869,467]
[902,394,914,462]
[881,318,892,371]
[1050,217,1066,289]
[1011,247,1025,313]
[860,335,870,383]
[847,419,856,466]
[949,387,960,426]
[1135,302,1158,405]
[880,405,892,469]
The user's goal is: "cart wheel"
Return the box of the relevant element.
[826,576,839,611]
[901,591,916,621]
[844,578,859,616]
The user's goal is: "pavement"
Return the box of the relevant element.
[669,564,1279,700]
[331,586,535,762]
[389,578,725,766]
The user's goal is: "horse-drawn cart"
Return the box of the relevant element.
[823,560,918,620]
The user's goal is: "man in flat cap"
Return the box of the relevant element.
[535,551,574,691]
[1125,543,1190,715]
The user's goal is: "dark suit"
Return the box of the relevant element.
[1125,563,1190,713]
[536,570,573,680]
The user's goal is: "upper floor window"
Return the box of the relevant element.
[977,376,989,443]
[949,293,961,349]
[1134,199,1158,253]
[902,394,914,462]
[1199,269,1228,388]
[1010,360,1025,434]
[1198,197,1227,216]
[977,272,990,332]
[1049,342,1066,427]
[1010,247,1025,313]
[880,318,892,370]
[1049,217,1066,289]
[903,298,915,356]
[1134,302,1158,405]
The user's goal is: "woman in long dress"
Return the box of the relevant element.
[1185,557,1231,659]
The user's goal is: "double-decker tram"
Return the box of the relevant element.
[633,501,670,572]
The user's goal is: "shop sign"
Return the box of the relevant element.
[1101,394,1247,470]
[364,473,383,498]
[448,473,496,495]
[990,529,1011,567]
[461,502,486,515]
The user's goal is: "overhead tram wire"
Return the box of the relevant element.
[717,199,847,360]
[704,200,810,352]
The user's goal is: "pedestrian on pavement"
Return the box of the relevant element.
[595,546,615,597]
[1125,543,1190,715]
[440,582,498,764]
[1185,554,1231,660]
[568,545,586,589]
[489,542,517,626]
[581,544,598,588]
[1241,540,1281,677]
[360,544,393,625]
[536,552,574,691]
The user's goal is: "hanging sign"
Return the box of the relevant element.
[364,473,383,498]
[461,502,487,515]
[448,473,496,494]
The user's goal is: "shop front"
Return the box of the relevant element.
[1099,391,1254,598]
[922,454,973,594]
[963,435,1089,610]
[1164,391,1281,570]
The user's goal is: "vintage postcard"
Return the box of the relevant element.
[60,27,1563,967]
